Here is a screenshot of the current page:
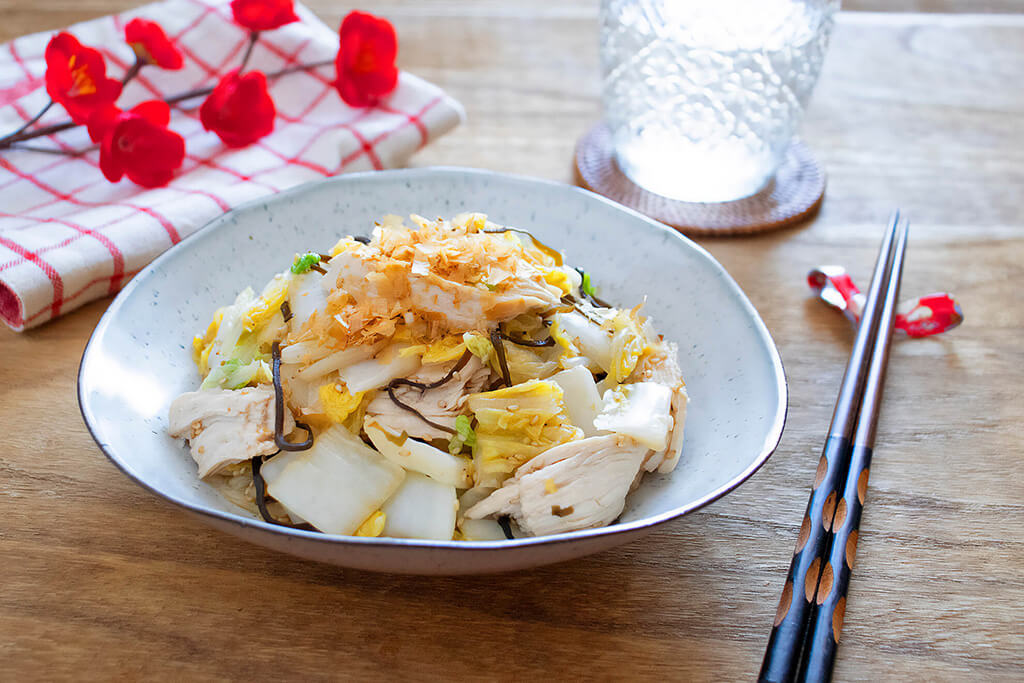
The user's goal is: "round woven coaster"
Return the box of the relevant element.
[574,123,825,237]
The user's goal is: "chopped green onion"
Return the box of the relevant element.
[201,358,253,390]
[291,253,321,274]
[456,414,477,447]
[448,414,477,454]
[463,333,494,362]
[581,271,596,298]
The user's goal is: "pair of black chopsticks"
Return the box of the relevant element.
[759,212,910,683]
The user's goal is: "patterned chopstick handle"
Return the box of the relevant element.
[759,436,854,683]
[797,444,874,683]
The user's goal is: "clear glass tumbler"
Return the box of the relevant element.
[600,0,839,203]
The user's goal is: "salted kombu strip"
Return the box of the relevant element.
[385,385,457,435]
[389,351,471,391]
[499,331,555,347]
[574,267,612,308]
[497,516,515,540]
[270,341,314,451]
[250,454,315,531]
[489,329,512,387]
[383,351,475,435]
[481,226,562,265]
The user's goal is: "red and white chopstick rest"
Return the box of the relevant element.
[808,265,963,338]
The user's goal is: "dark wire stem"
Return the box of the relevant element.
[1,100,53,143]
[0,59,335,150]
[161,59,333,105]
[238,31,260,72]
[121,59,143,88]
[0,120,76,148]
[8,143,95,156]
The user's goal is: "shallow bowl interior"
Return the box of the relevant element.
[79,168,786,574]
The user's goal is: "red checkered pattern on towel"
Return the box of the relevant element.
[0,0,463,331]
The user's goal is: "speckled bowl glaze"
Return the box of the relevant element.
[78,167,786,574]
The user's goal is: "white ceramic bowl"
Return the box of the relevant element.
[78,168,786,574]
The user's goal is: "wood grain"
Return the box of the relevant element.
[2,5,1024,682]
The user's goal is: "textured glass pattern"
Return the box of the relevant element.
[600,0,838,202]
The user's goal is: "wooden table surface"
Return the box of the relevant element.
[2,3,1023,681]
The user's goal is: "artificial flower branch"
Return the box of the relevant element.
[238,31,260,72]
[10,143,95,156]
[0,58,333,152]
[0,120,77,149]
[120,60,144,88]
[6,101,54,140]
[0,2,399,188]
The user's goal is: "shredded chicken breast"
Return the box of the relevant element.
[168,386,293,477]
[465,434,650,536]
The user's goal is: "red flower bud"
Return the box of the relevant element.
[98,100,185,188]
[44,32,123,124]
[199,69,276,148]
[125,18,184,70]
[333,11,398,108]
[230,0,299,32]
